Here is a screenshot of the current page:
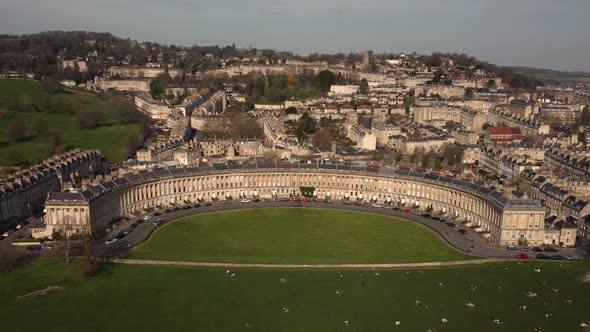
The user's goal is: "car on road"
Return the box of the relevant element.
[2,230,14,238]
[506,245,519,251]
[371,203,383,208]
[25,246,41,252]
[532,247,543,252]
[515,253,529,259]
[153,219,162,226]
[303,198,311,203]
[241,199,251,203]
[105,238,118,245]
[16,222,27,229]
[536,254,550,260]
[550,255,566,260]
[153,212,162,216]
[544,247,558,253]
[143,215,152,221]
[447,222,456,228]
[458,229,468,235]
[116,232,126,240]
[402,209,412,213]
[292,202,302,207]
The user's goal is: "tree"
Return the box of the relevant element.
[297,112,316,135]
[125,133,142,157]
[441,144,464,166]
[30,115,48,137]
[44,129,64,153]
[464,88,474,100]
[7,119,26,143]
[316,70,336,93]
[487,79,496,90]
[81,224,107,277]
[312,127,334,150]
[285,106,297,114]
[150,73,170,98]
[229,113,262,138]
[76,108,102,129]
[52,216,76,264]
[359,78,369,94]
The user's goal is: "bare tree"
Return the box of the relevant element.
[81,224,106,276]
[52,215,77,264]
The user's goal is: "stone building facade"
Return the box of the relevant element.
[0,149,102,230]
[41,164,551,246]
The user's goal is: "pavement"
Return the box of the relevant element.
[7,200,589,262]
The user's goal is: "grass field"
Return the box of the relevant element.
[130,209,470,264]
[0,79,143,165]
[1,259,589,332]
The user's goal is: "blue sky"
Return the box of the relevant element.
[1,0,589,71]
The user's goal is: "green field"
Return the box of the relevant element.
[1,259,589,332]
[130,209,469,264]
[0,79,144,165]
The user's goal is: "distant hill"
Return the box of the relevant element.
[511,66,590,82]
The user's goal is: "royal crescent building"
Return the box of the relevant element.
[38,162,558,246]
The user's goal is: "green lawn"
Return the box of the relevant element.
[130,209,469,264]
[1,259,589,332]
[0,79,144,165]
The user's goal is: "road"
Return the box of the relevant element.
[7,200,588,262]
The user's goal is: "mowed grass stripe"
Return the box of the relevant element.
[130,208,469,264]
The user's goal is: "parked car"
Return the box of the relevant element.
[323,199,332,204]
[163,209,173,214]
[393,207,401,211]
[458,229,468,235]
[222,200,232,205]
[447,223,456,228]
[143,215,152,221]
[25,246,41,252]
[16,222,27,229]
[252,198,260,203]
[402,209,412,213]
[193,204,202,208]
[312,198,320,202]
[520,247,530,251]
[432,217,440,221]
[566,255,579,261]
[532,247,543,252]
[181,205,191,210]
[204,202,212,207]
[241,199,251,203]
[292,198,302,203]
[302,198,311,203]
[420,213,431,218]
[515,253,529,259]
[105,238,118,245]
[507,245,519,251]
[153,212,162,216]
[550,255,566,260]
[544,247,558,253]
[371,203,383,208]
[173,207,181,211]
[536,254,550,260]
[2,230,14,238]
[153,219,162,226]
[292,202,302,207]
[342,200,351,205]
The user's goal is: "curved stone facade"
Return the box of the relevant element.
[43,165,548,246]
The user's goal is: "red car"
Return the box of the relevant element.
[302,198,311,203]
[292,198,301,203]
[402,209,412,213]
[515,253,529,260]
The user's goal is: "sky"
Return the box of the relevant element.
[1,0,589,71]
